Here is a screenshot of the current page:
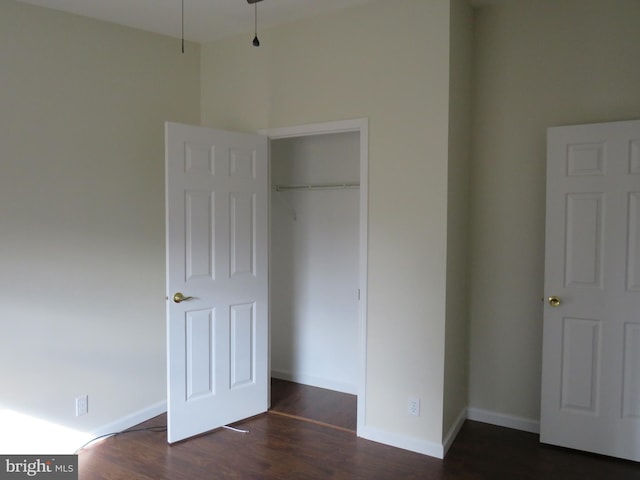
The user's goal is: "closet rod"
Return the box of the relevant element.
[274,182,360,192]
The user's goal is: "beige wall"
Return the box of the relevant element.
[469,0,640,425]
[3,0,636,456]
[202,0,456,449]
[0,0,200,434]
[15,0,632,455]
[444,0,472,440]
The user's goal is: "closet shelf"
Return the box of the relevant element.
[274,182,360,192]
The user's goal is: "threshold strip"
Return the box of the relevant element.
[267,410,356,434]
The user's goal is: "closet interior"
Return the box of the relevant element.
[270,131,360,423]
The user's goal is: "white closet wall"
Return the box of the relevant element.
[270,132,360,394]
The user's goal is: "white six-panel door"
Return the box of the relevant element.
[541,119,640,461]
[165,122,268,444]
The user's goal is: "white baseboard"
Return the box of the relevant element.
[82,401,538,462]
[91,400,167,439]
[356,406,536,460]
[271,370,357,395]
[467,407,540,434]
[443,407,467,456]
[358,425,445,459]
[356,408,467,460]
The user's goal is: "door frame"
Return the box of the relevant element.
[260,118,369,434]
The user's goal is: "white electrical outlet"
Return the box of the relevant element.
[408,397,420,416]
[76,395,88,416]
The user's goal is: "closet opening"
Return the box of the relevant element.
[264,120,368,434]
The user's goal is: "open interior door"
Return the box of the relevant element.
[165,122,268,443]
[541,119,640,461]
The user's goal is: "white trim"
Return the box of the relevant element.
[90,401,167,438]
[260,118,367,139]
[467,407,540,434]
[356,407,466,460]
[358,425,444,459]
[356,120,369,437]
[271,370,357,395]
[443,407,467,456]
[262,118,369,438]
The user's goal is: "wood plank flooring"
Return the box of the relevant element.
[269,378,357,432]
[77,381,639,479]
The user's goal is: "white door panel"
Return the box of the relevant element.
[541,119,640,461]
[165,122,268,444]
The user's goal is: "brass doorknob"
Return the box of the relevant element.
[548,296,561,307]
[173,292,194,303]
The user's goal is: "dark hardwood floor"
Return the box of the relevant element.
[269,378,357,432]
[77,381,639,479]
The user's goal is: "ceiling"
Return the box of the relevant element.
[16,0,505,44]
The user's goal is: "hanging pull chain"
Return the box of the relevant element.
[252,2,260,47]
[181,0,185,53]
